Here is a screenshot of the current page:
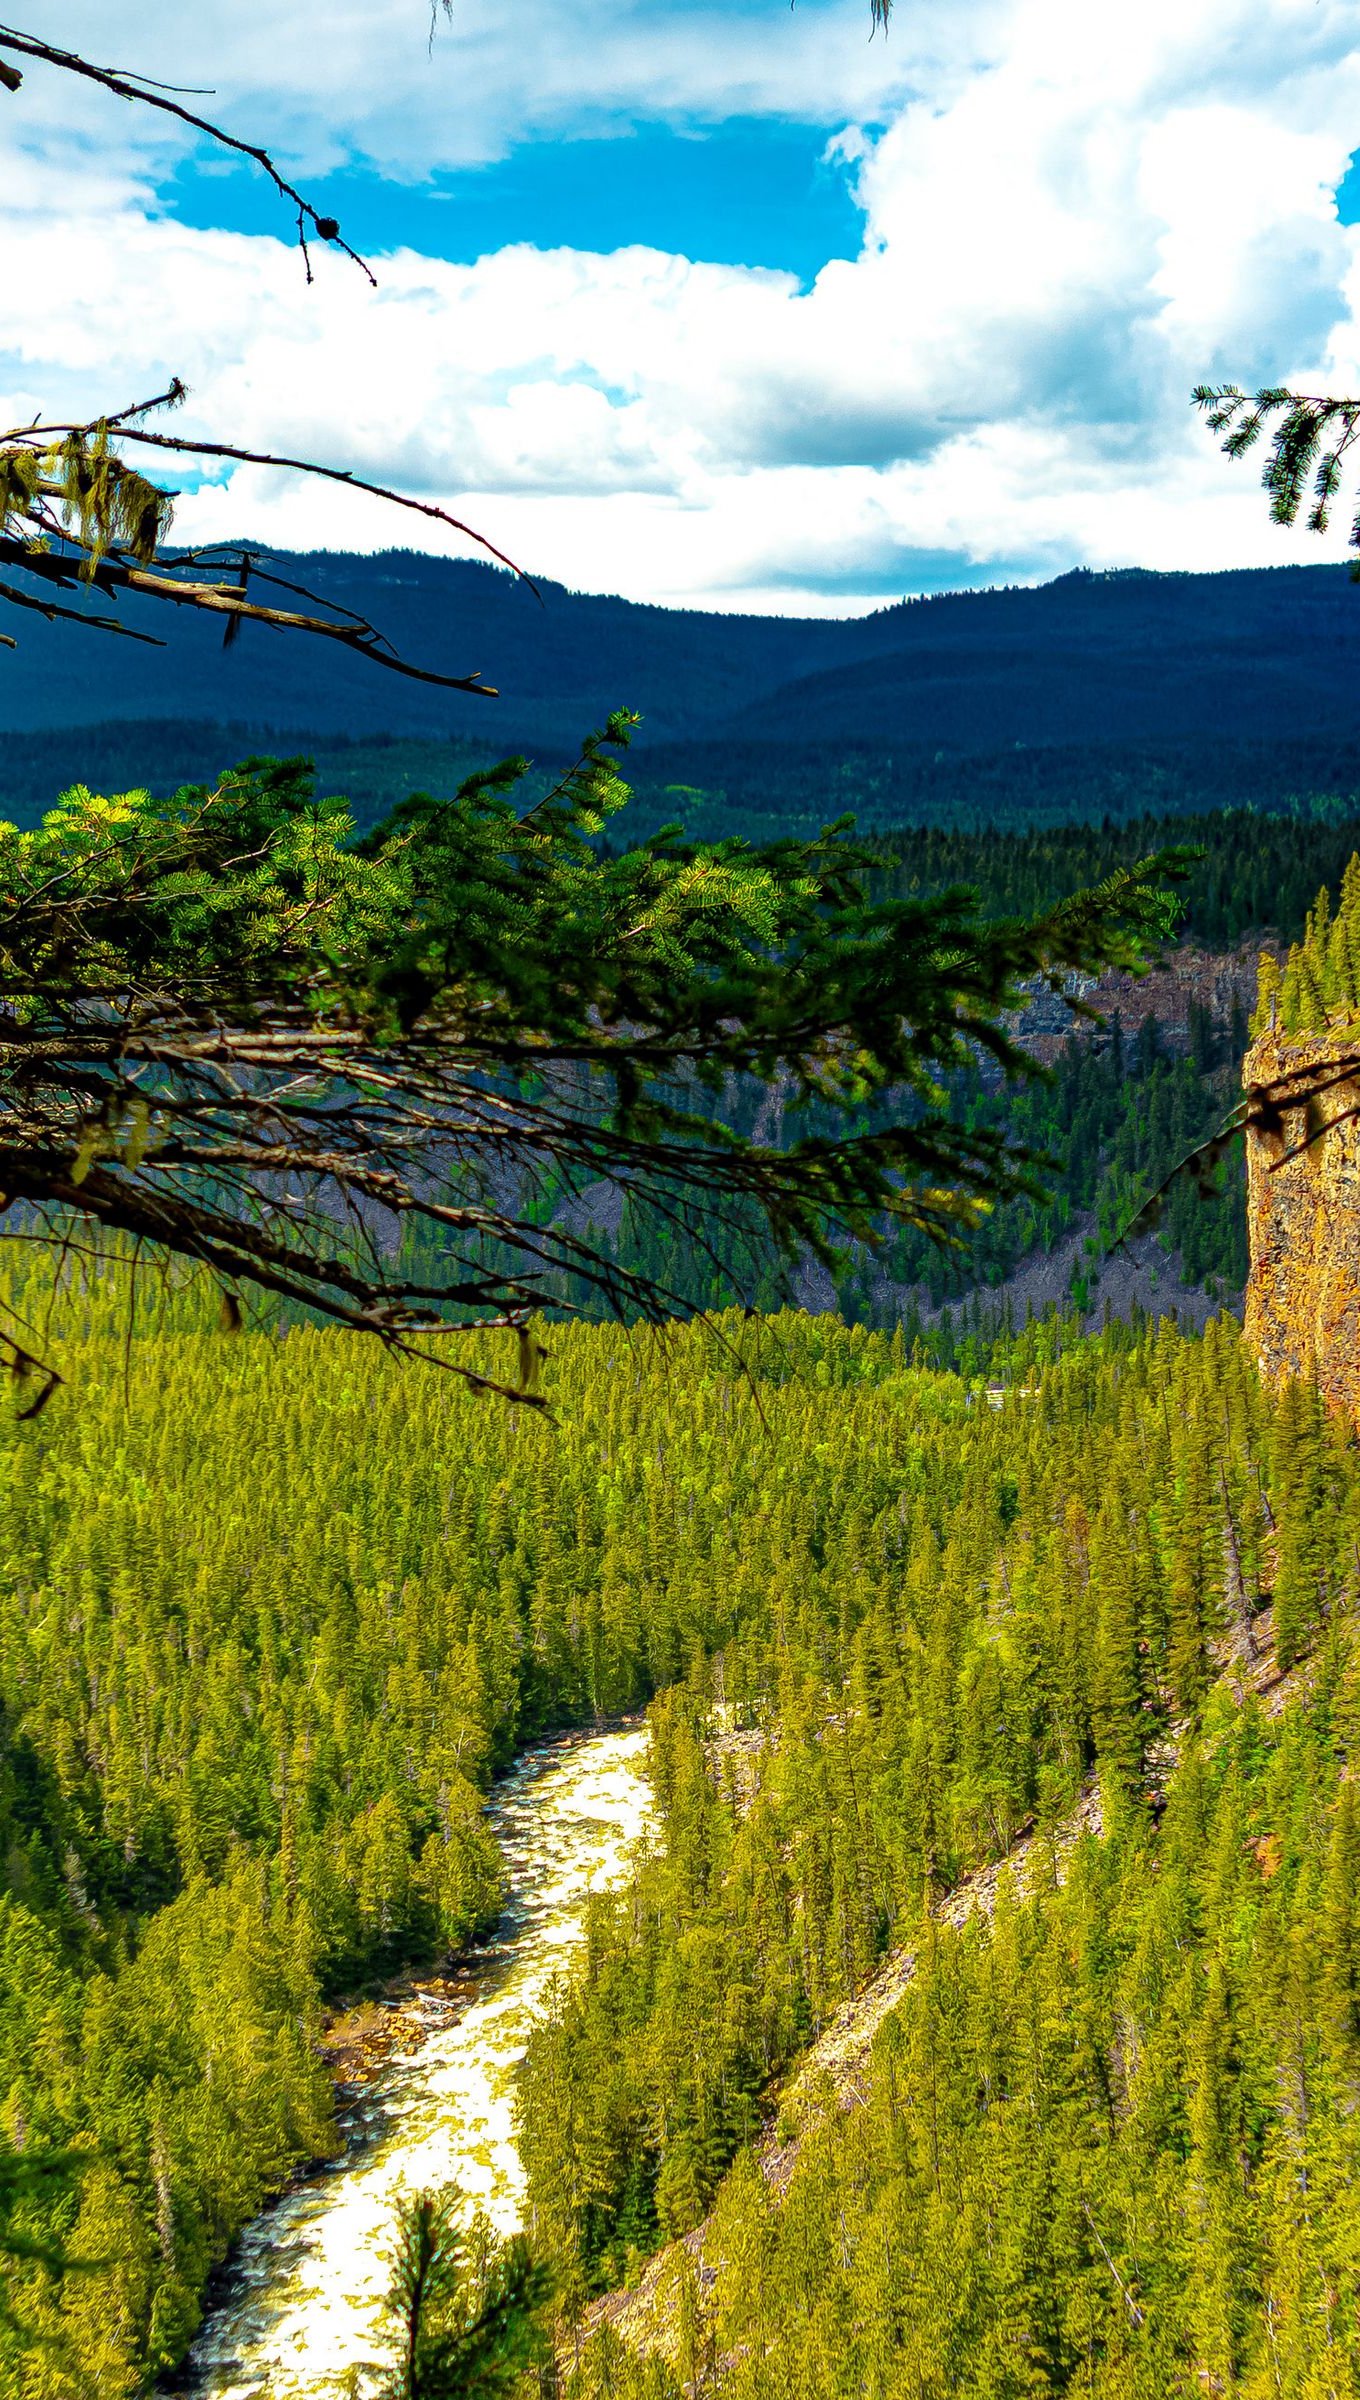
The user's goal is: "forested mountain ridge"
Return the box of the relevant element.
[8,555,1360,813]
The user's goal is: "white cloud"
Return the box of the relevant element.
[4,0,1360,611]
[5,0,927,177]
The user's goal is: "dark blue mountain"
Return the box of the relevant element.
[7,552,1360,750]
[0,548,885,747]
[8,551,1360,834]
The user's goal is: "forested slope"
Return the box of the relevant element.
[536,1005,1250,1343]
[13,726,1360,843]
[574,1622,1360,2400]
[0,1249,1356,2391]
[512,1319,1360,2400]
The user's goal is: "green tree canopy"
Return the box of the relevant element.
[0,724,1187,1403]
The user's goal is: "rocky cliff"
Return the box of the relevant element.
[1012,941,1262,1066]
[1244,1031,1360,1419]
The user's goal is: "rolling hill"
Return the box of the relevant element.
[8,551,1360,833]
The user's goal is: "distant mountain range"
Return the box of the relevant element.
[8,551,1360,834]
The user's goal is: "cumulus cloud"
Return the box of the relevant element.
[4,0,1360,610]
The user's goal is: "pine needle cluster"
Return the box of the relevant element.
[1194,385,1360,561]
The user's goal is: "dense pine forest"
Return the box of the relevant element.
[0,1246,1358,2395]
[404,786,1360,1336]
[10,722,1360,855]
[522,1316,1360,2400]
[866,806,1360,944]
[0,783,1357,2396]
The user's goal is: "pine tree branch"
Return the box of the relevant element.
[1194,385,1360,560]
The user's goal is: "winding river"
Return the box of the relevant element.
[179,1725,653,2400]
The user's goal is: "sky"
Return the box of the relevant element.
[5,0,1360,613]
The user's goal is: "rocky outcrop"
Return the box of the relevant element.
[1244,1031,1360,1421]
[1011,941,1265,1067]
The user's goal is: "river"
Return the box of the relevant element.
[178,1724,653,2400]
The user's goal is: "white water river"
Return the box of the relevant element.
[178,1725,653,2400]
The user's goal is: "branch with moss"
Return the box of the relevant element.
[0,384,525,682]
[0,30,525,669]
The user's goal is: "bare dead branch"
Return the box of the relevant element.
[19,400,537,591]
[0,574,164,643]
[0,25,535,667]
[88,425,539,592]
[0,22,376,285]
[0,536,498,693]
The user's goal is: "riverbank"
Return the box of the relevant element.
[316,1719,649,2093]
[174,1724,655,2399]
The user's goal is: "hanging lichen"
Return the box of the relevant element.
[1,419,175,577]
[47,423,176,572]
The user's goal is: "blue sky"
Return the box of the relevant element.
[168,120,870,286]
[6,0,1360,611]
[1335,147,1360,220]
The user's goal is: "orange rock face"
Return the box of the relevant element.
[1244,1032,1360,1419]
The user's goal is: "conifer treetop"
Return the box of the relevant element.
[1252,853,1360,1039]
